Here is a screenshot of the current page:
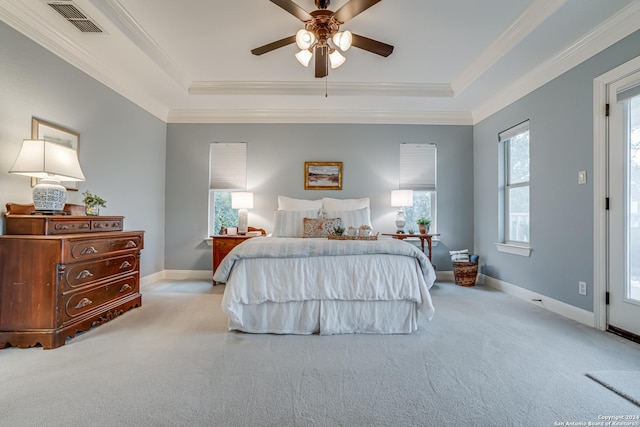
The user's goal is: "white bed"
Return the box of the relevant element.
[213,237,436,335]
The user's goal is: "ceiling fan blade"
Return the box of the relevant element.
[350,33,394,57]
[251,35,297,56]
[333,0,381,23]
[269,0,312,22]
[315,45,328,78]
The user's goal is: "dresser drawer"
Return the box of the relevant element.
[51,219,91,234]
[60,254,138,291]
[65,234,143,262]
[63,276,139,322]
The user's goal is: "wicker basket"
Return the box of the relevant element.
[452,261,478,287]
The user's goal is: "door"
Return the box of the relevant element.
[608,70,640,338]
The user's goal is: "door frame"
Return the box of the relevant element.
[593,55,640,331]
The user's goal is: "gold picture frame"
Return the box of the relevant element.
[30,118,80,191]
[304,161,342,190]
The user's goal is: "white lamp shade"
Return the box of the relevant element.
[231,192,254,209]
[329,49,346,69]
[9,139,85,181]
[295,49,313,67]
[332,31,352,51]
[391,190,414,207]
[296,29,316,50]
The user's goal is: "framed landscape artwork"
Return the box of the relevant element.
[304,161,342,190]
[30,118,80,191]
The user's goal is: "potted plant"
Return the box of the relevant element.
[416,217,431,234]
[82,190,106,216]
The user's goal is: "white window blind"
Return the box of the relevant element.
[399,143,437,191]
[209,142,247,190]
[617,82,640,103]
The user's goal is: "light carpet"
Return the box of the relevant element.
[586,371,640,407]
[1,280,640,427]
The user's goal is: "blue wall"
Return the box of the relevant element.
[473,29,640,311]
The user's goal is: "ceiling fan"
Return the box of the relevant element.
[251,0,394,78]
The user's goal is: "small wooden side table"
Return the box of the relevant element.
[382,233,440,264]
[211,234,260,285]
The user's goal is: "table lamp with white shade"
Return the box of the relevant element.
[8,139,85,213]
[391,189,413,233]
[231,191,254,234]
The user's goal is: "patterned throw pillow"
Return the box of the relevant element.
[303,217,342,238]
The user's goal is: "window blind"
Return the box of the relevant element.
[499,120,529,142]
[399,143,437,191]
[617,82,640,103]
[209,142,247,190]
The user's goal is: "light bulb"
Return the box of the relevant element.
[295,49,313,67]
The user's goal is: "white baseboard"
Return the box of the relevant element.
[482,275,595,327]
[141,270,212,287]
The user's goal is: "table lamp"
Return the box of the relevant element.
[232,191,254,234]
[8,139,85,213]
[391,189,413,233]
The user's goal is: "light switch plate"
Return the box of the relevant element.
[578,170,587,184]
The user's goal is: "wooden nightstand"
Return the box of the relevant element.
[212,231,265,285]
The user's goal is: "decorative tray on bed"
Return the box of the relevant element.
[327,233,379,241]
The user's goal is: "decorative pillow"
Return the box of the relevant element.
[323,207,371,229]
[322,197,370,211]
[449,249,470,262]
[277,195,323,211]
[303,217,342,238]
[272,209,320,237]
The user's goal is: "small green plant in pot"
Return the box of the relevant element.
[416,217,431,234]
[82,190,106,216]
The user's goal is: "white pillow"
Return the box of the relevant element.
[323,207,371,229]
[322,197,370,211]
[449,249,470,262]
[277,195,323,211]
[272,209,320,237]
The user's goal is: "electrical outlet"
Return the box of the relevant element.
[579,281,587,295]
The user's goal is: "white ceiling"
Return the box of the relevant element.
[1,0,640,124]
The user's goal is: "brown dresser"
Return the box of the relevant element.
[0,213,144,349]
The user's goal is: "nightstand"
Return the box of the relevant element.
[212,234,257,285]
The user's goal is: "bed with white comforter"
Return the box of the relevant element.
[213,237,436,335]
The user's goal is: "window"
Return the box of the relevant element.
[499,121,530,246]
[208,142,247,236]
[399,143,437,232]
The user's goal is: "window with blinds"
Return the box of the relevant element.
[208,142,247,235]
[399,143,437,233]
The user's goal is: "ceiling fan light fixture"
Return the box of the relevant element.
[295,49,313,67]
[332,30,352,51]
[296,29,316,50]
[329,49,346,69]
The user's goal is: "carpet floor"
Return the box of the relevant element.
[1,280,639,427]
[586,371,640,407]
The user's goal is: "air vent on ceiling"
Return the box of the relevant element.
[46,1,103,33]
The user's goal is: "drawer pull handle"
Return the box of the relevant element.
[81,246,98,255]
[120,284,132,293]
[120,261,132,269]
[75,298,93,309]
[125,241,137,248]
[75,270,94,280]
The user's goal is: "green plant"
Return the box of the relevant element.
[416,217,431,226]
[82,190,107,208]
[333,225,346,236]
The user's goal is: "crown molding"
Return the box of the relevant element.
[451,0,567,95]
[472,1,640,123]
[189,81,454,97]
[0,0,169,121]
[166,109,473,125]
[88,0,190,89]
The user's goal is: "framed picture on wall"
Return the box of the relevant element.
[304,161,342,190]
[30,117,80,191]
